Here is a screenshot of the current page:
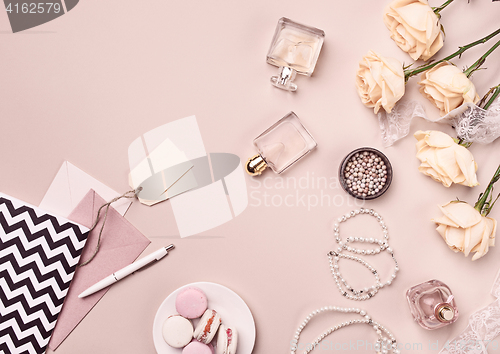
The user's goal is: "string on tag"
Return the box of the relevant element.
[78,188,142,267]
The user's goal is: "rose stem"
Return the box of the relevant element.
[464,39,500,77]
[478,84,500,110]
[484,85,500,110]
[432,0,455,15]
[474,164,500,216]
[404,27,500,81]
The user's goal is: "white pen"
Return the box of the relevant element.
[78,244,175,298]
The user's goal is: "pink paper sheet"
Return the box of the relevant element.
[48,190,150,350]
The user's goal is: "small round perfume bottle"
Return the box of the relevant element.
[406,279,458,330]
[266,18,325,92]
[246,112,317,176]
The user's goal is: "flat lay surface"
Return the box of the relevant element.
[1,0,500,353]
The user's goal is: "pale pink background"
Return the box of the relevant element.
[1,1,500,353]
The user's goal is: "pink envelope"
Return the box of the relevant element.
[48,190,150,350]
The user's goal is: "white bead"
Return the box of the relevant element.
[360,310,366,316]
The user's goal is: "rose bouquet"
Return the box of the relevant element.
[357,27,500,115]
[356,20,500,147]
[356,0,455,115]
[432,164,500,260]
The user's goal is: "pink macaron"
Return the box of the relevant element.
[182,340,214,354]
[176,287,208,319]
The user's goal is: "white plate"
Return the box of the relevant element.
[153,282,256,354]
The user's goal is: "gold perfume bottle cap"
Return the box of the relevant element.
[246,155,268,176]
[436,305,454,322]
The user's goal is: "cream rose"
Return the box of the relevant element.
[433,201,496,261]
[419,62,480,116]
[414,130,478,187]
[356,51,405,114]
[384,0,444,61]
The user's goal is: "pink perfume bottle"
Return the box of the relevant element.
[406,279,458,330]
[246,112,317,176]
[267,18,325,92]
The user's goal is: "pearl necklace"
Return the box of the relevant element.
[290,306,400,354]
[328,208,399,300]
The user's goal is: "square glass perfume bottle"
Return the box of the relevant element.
[246,112,317,176]
[266,17,325,92]
[406,279,458,330]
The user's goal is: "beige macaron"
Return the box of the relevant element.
[193,309,221,344]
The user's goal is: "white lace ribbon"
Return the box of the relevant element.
[377,97,500,147]
[432,97,500,144]
[439,269,500,354]
[377,100,426,147]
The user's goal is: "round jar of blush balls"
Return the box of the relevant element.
[339,147,393,200]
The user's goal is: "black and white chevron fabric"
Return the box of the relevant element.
[0,193,89,354]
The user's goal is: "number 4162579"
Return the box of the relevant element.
[5,3,62,14]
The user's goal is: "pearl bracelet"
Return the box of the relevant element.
[328,208,399,300]
[291,306,400,354]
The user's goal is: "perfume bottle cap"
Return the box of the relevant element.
[271,66,298,92]
[436,305,455,322]
[246,155,268,176]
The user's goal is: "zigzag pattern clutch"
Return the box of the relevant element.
[0,193,89,354]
